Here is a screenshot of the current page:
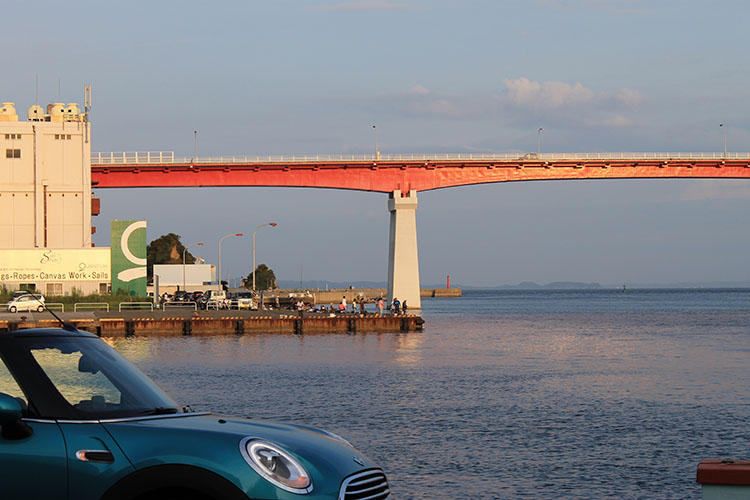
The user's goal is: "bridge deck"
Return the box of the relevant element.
[91,153,750,192]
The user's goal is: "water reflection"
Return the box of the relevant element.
[110,289,750,499]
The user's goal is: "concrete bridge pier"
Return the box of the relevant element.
[387,190,421,310]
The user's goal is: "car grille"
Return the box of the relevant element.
[339,469,390,500]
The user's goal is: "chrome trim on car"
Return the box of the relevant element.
[339,469,390,500]
[22,418,56,424]
[98,411,210,423]
[52,412,210,424]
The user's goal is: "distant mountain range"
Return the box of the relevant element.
[277,279,750,290]
[277,279,603,290]
[491,281,603,290]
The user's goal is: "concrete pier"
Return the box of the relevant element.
[0,310,424,336]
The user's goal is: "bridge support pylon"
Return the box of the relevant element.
[387,190,421,310]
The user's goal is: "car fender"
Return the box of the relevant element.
[100,464,250,500]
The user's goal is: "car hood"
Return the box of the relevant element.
[103,413,377,498]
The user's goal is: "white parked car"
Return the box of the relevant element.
[7,294,46,313]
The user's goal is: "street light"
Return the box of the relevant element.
[537,127,543,155]
[372,124,380,160]
[182,242,204,292]
[719,123,726,157]
[193,130,198,162]
[252,222,278,290]
[218,233,243,289]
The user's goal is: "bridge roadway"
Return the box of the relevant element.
[91,152,750,192]
[90,152,750,310]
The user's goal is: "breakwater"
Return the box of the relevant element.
[0,310,424,336]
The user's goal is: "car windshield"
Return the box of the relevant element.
[0,334,180,420]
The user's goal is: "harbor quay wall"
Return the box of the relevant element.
[0,310,424,336]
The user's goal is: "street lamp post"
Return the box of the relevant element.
[218,233,243,290]
[182,242,204,292]
[719,123,726,157]
[537,127,543,155]
[193,130,198,162]
[252,222,278,291]
[372,124,380,160]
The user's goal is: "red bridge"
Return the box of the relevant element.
[91,152,750,192]
[91,151,750,310]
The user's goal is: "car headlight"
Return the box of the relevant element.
[240,438,313,494]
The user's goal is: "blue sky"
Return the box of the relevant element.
[3,0,749,286]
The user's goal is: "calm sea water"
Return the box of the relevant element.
[111,289,749,499]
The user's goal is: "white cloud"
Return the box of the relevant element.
[501,78,595,109]
[409,84,431,95]
[499,77,641,111]
[365,78,643,128]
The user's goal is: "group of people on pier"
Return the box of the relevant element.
[320,296,407,316]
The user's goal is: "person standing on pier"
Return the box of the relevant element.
[341,296,347,311]
[360,298,367,315]
[402,300,408,313]
[392,297,400,315]
[377,297,384,316]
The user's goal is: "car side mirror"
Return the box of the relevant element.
[0,393,32,440]
[78,354,100,374]
[0,393,22,425]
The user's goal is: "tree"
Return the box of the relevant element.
[146,233,196,280]
[245,264,277,290]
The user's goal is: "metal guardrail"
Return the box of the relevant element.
[74,303,110,312]
[118,302,154,312]
[163,301,197,311]
[92,151,750,165]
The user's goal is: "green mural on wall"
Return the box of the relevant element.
[111,220,147,296]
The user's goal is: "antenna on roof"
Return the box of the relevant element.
[19,292,77,332]
[35,75,38,105]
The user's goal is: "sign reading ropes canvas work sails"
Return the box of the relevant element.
[0,248,110,282]
[110,220,147,296]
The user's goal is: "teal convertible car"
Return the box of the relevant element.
[0,327,390,499]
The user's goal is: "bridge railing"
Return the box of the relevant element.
[92,151,750,166]
[92,152,175,164]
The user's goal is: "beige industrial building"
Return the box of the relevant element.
[0,96,108,296]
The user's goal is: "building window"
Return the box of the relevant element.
[4,133,20,140]
[5,149,20,158]
[54,134,72,141]
[46,283,63,296]
[19,283,36,292]
[99,283,109,295]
